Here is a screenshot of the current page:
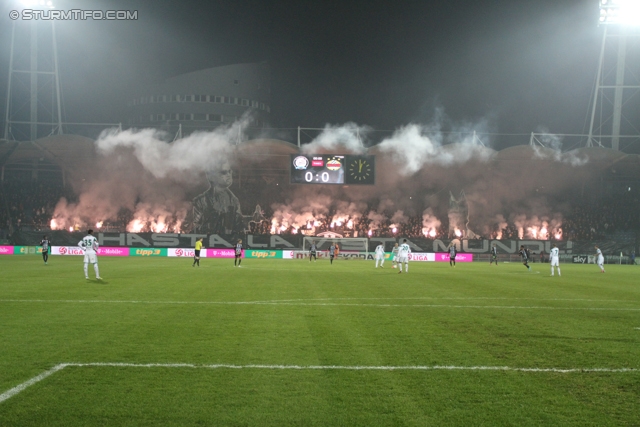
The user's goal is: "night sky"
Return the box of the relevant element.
[0,0,604,147]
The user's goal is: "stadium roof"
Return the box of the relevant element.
[0,135,96,177]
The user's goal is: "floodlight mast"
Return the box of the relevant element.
[588,0,640,150]
[3,0,61,141]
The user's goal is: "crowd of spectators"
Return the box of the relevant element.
[0,178,637,241]
[0,179,69,238]
[563,197,639,241]
[253,200,638,241]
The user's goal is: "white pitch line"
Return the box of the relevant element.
[256,297,636,303]
[68,363,639,373]
[0,364,66,404]
[2,295,636,304]
[1,362,637,405]
[0,299,639,311]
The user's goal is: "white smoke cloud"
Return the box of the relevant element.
[366,210,386,230]
[300,122,370,154]
[96,116,250,179]
[377,124,493,175]
[531,130,588,166]
[50,116,253,232]
[46,103,602,240]
[421,208,441,237]
[390,210,408,224]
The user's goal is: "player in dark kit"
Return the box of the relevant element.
[309,241,317,262]
[329,243,336,264]
[39,235,51,265]
[519,245,531,271]
[234,239,243,267]
[448,243,457,267]
[490,243,498,266]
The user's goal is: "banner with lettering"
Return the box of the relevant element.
[129,248,167,257]
[206,248,242,258]
[0,245,14,255]
[167,248,207,258]
[245,249,282,259]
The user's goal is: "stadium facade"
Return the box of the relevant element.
[127,62,271,136]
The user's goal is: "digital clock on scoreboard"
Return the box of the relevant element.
[290,155,375,185]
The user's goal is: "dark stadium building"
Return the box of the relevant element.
[126,62,271,136]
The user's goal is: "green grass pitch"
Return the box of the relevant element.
[0,255,639,426]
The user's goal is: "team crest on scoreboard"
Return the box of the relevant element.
[292,156,310,170]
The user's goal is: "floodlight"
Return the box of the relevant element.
[599,0,640,25]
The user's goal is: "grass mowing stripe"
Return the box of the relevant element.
[1,299,639,311]
[2,363,638,404]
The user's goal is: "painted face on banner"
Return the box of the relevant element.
[206,161,233,189]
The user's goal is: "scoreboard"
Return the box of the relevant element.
[290,154,375,185]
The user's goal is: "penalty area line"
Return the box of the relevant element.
[1,363,638,404]
[0,364,67,404]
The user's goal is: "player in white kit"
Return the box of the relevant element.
[549,243,561,276]
[595,245,605,273]
[374,244,385,268]
[397,239,411,274]
[391,243,399,268]
[78,229,101,280]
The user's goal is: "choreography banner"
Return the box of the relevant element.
[12,230,638,255]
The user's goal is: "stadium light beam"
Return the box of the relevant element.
[599,0,640,26]
[20,0,55,8]
[588,0,640,149]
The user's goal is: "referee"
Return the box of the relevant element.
[192,237,203,267]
